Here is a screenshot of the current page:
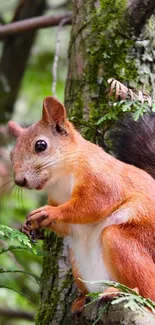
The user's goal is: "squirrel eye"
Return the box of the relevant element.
[35,140,47,153]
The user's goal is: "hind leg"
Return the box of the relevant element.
[101,225,155,301]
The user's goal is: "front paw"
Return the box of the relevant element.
[23,205,56,234]
[27,205,56,226]
[22,222,45,241]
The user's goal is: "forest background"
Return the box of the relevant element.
[0,1,71,324]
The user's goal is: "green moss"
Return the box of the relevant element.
[68,92,84,121]
[35,233,63,324]
[68,0,139,143]
[35,232,74,325]
[88,0,136,85]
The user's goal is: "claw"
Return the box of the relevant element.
[30,229,45,241]
[30,229,37,237]
[29,229,38,242]
[30,237,37,243]
[26,220,31,227]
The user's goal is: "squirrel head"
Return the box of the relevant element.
[8,97,78,190]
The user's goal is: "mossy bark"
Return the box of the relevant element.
[35,233,76,325]
[65,0,155,142]
[35,1,155,324]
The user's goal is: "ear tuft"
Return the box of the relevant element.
[42,96,66,126]
[8,121,24,138]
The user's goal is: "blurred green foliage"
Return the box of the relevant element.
[0,0,71,323]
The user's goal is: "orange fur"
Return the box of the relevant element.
[8,96,155,309]
[102,224,155,300]
[71,295,87,315]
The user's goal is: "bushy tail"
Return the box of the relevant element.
[107,113,155,179]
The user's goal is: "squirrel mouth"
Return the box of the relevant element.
[35,179,48,190]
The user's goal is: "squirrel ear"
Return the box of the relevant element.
[42,96,66,126]
[8,121,24,138]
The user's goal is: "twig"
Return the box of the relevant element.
[0,13,72,39]
[0,240,23,270]
[52,17,70,96]
[0,308,34,320]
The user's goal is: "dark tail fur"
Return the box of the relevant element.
[106,113,155,179]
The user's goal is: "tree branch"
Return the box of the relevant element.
[0,13,72,39]
[0,308,34,321]
[72,299,155,325]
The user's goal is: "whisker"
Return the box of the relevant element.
[16,187,20,204]
[18,187,23,206]
[0,174,13,178]
[0,157,11,162]
[13,186,19,206]
[16,186,20,204]
[36,149,87,171]
[39,156,86,172]
[35,150,80,170]
[0,179,14,189]
[2,184,15,208]
[12,185,17,202]
[20,188,24,208]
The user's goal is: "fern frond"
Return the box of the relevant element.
[108,78,152,106]
[81,279,155,315]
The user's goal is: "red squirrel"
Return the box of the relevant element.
[8,97,155,313]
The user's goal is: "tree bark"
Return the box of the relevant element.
[35,0,155,324]
[35,233,76,325]
[65,0,155,140]
[126,0,155,36]
[0,0,46,123]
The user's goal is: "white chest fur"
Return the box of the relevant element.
[66,222,111,292]
[66,207,130,293]
[47,174,75,205]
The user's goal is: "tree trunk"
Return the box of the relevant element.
[35,233,76,325]
[65,0,155,141]
[35,0,155,324]
[0,0,46,123]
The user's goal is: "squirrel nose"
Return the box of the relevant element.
[14,177,27,187]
